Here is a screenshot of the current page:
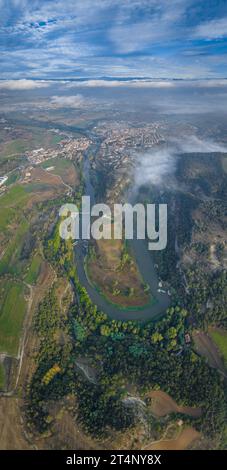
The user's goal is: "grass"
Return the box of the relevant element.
[0,186,29,235]
[5,171,19,186]
[0,130,62,159]
[0,207,16,233]
[0,362,5,389]
[0,280,27,356]
[40,157,72,176]
[0,139,31,157]
[25,253,42,284]
[209,328,227,366]
[0,186,32,276]
[0,218,29,275]
[0,185,29,209]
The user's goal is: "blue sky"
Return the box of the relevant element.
[0,0,227,80]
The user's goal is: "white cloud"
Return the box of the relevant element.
[134,134,227,189]
[50,94,87,108]
[109,1,190,54]
[0,79,49,90]
[66,79,175,88]
[194,17,227,39]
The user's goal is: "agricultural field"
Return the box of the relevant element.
[40,157,79,187]
[209,328,227,367]
[4,171,20,186]
[0,127,62,159]
[0,280,27,356]
[0,152,72,369]
[0,363,5,389]
[193,330,226,373]
[24,253,43,285]
[0,218,29,276]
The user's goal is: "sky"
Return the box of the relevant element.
[0,0,227,80]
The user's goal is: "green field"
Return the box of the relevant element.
[0,185,29,210]
[40,156,72,176]
[0,280,27,356]
[210,329,227,366]
[0,129,62,159]
[0,218,29,275]
[5,171,20,186]
[25,253,42,284]
[0,138,30,157]
[0,185,31,275]
[0,362,5,389]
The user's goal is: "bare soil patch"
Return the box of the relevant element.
[193,330,225,373]
[146,390,202,418]
[0,398,30,450]
[144,427,200,450]
[29,167,64,187]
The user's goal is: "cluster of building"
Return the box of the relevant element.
[59,138,91,160]
[25,137,91,165]
[96,122,164,171]
[93,122,165,203]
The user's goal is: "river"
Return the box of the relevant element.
[74,144,170,322]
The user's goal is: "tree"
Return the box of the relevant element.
[151,332,163,343]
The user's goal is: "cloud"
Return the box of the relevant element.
[66,79,175,88]
[50,94,88,108]
[135,147,177,188]
[0,1,227,79]
[171,135,227,153]
[194,17,227,39]
[109,0,190,54]
[0,79,49,90]
[190,79,227,88]
[134,135,227,189]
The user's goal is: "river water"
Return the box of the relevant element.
[74,144,170,322]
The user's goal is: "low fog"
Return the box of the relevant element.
[134,135,227,189]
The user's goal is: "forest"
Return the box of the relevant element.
[26,210,227,445]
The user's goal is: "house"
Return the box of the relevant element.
[185,333,191,344]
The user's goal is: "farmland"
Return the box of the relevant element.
[24,253,43,285]
[209,328,227,367]
[40,157,79,187]
[0,145,75,383]
[193,330,226,373]
[0,127,62,159]
[0,363,5,389]
[0,280,27,356]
